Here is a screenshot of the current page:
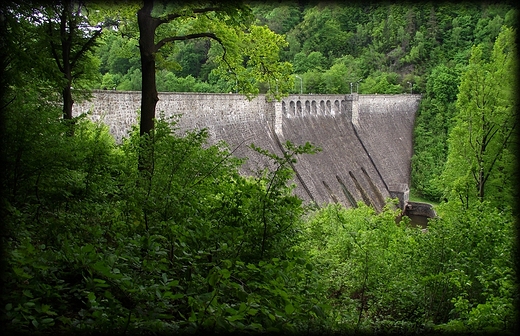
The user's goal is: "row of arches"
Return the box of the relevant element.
[281,99,348,117]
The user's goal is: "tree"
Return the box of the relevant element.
[359,71,403,94]
[134,1,293,174]
[39,1,115,122]
[253,2,302,36]
[296,5,350,62]
[322,63,351,93]
[438,27,517,209]
[136,0,293,138]
[97,30,140,77]
[293,51,327,74]
[411,64,461,200]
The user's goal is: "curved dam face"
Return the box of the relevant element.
[73,91,421,210]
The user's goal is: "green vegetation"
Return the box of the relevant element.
[408,190,439,206]
[83,1,517,201]
[1,1,517,334]
[437,27,517,210]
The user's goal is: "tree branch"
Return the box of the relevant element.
[156,31,236,82]
[155,32,222,51]
[48,21,64,73]
[70,28,103,69]
[482,120,517,187]
[72,70,84,80]
[158,7,222,25]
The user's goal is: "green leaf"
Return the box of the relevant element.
[222,259,232,268]
[93,278,110,288]
[168,280,179,288]
[208,272,218,287]
[171,293,184,300]
[40,304,50,313]
[226,307,237,315]
[81,244,94,253]
[160,290,184,301]
[246,263,258,270]
[237,289,248,302]
[248,322,262,330]
[312,304,326,318]
[92,261,122,279]
[220,268,231,279]
[277,289,289,299]
[46,311,58,316]
[189,311,197,322]
[104,290,113,299]
[285,303,295,315]
[13,267,32,279]
[227,314,243,321]
[5,303,12,311]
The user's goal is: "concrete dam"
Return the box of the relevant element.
[73,91,421,211]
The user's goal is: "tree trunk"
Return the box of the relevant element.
[62,82,73,120]
[62,82,74,136]
[137,0,159,173]
[478,167,485,200]
[60,1,74,133]
[138,0,159,137]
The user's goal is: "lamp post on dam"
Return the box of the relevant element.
[349,79,362,94]
[295,75,303,94]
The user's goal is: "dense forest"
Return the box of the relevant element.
[1,0,518,334]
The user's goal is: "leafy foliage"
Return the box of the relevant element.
[422,201,517,333]
[88,1,516,104]
[2,2,517,335]
[2,97,324,332]
[299,201,516,334]
[437,27,517,209]
[411,64,461,200]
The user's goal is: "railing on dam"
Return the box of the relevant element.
[280,95,352,118]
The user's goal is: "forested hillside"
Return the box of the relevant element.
[94,1,517,201]
[1,1,517,334]
[96,2,516,94]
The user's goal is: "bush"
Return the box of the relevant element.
[2,110,327,333]
[298,199,516,334]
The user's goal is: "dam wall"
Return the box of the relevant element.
[73,91,421,210]
[354,94,419,189]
